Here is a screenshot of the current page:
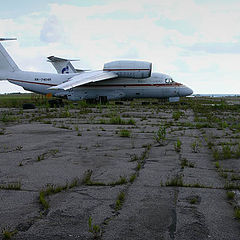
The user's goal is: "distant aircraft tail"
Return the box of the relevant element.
[0,38,20,73]
[47,56,79,74]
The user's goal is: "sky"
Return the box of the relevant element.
[0,0,240,94]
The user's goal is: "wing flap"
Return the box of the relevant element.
[49,70,117,90]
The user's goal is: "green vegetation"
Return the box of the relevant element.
[231,174,240,181]
[234,207,240,219]
[224,182,240,190]
[174,139,182,152]
[165,176,208,189]
[0,112,19,123]
[154,126,166,145]
[36,149,59,162]
[181,158,194,169]
[136,162,142,171]
[189,197,198,204]
[166,175,183,187]
[115,191,125,211]
[1,228,17,239]
[119,129,131,137]
[191,140,200,153]
[0,182,21,190]
[0,128,5,135]
[215,161,220,169]
[212,143,240,160]
[129,173,137,183]
[226,191,235,200]
[82,170,128,186]
[88,216,101,239]
[172,111,183,121]
[39,178,80,210]
[99,116,135,125]
[129,154,138,162]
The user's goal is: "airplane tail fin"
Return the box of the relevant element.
[0,38,20,73]
[47,56,79,74]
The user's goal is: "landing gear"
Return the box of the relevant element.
[22,103,35,109]
[48,99,64,108]
[99,96,108,104]
[86,99,98,104]
[86,96,108,104]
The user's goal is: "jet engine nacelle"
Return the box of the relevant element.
[103,60,152,79]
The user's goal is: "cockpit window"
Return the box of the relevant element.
[165,78,174,84]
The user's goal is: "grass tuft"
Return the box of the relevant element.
[115,191,125,211]
[119,129,131,137]
[226,191,235,200]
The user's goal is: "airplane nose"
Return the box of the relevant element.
[179,86,193,96]
[186,87,193,96]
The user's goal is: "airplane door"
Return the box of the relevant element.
[175,86,180,97]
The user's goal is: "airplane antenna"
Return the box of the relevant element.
[0,38,17,41]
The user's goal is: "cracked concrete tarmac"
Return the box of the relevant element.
[0,98,240,239]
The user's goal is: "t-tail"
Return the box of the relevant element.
[47,56,87,74]
[47,56,78,74]
[0,38,20,76]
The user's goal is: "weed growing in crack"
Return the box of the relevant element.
[224,182,240,190]
[174,139,182,152]
[82,170,93,185]
[129,173,137,183]
[0,128,5,135]
[154,126,166,146]
[39,191,49,210]
[88,216,101,239]
[226,191,235,200]
[129,154,139,162]
[136,162,142,171]
[218,169,228,179]
[234,207,240,219]
[39,178,80,210]
[181,158,194,169]
[172,111,183,121]
[0,181,21,190]
[189,197,198,204]
[1,227,18,239]
[119,129,131,137]
[115,191,125,211]
[109,176,127,186]
[37,153,45,161]
[15,145,23,151]
[18,161,23,167]
[207,141,214,150]
[166,175,183,187]
[215,161,220,169]
[37,149,59,162]
[191,140,200,153]
[231,174,240,181]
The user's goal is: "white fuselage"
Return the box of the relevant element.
[0,71,193,101]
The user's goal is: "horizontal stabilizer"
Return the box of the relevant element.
[0,38,17,41]
[47,56,79,62]
[49,70,118,90]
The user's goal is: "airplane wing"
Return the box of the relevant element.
[49,70,118,90]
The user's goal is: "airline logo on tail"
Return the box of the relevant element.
[62,66,69,74]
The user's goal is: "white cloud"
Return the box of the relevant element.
[40,15,64,43]
[0,0,240,94]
